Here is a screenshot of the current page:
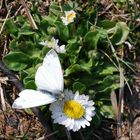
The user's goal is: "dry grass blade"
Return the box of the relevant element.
[0,76,8,111]
[0,83,6,111]
[117,67,125,137]
[0,0,3,9]
[111,91,118,119]
[0,6,11,34]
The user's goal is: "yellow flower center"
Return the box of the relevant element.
[48,41,55,48]
[63,100,84,119]
[67,13,75,22]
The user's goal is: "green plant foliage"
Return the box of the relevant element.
[55,21,69,42]
[5,20,18,35]
[100,105,115,118]
[3,0,133,135]
[111,22,129,45]
[73,82,86,93]
[84,31,100,49]
[3,52,30,71]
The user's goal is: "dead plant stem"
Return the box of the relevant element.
[19,0,38,30]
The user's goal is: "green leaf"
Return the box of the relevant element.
[96,75,119,93]
[16,41,37,55]
[24,67,37,76]
[40,18,49,33]
[73,82,86,93]
[77,20,89,36]
[84,31,100,49]
[80,74,98,87]
[67,43,80,54]
[98,20,116,30]
[45,13,57,25]
[79,59,93,70]
[3,52,30,71]
[5,19,18,34]
[64,63,91,76]
[24,80,36,89]
[23,73,36,89]
[99,66,118,76]
[50,2,61,16]
[67,41,82,63]
[100,105,115,118]
[111,22,129,45]
[55,21,69,42]
[91,113,101,128]
[64,64,82,76]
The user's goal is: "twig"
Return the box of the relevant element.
[19,0,38,30]
[0,60,57,140]
[111,91,118,119]
[0,6,12,34]
[117,68,124,137]
[98,3,113,16]
[37,136,45,140]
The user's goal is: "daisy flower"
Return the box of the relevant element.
[61,10,76,26]
[40,37,66,53]
[50,89,95,132]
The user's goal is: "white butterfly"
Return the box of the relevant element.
[12,49,64,109]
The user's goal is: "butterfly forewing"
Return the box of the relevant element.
[35,49,64,94]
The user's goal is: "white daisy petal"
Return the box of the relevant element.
[59,45,66,53]
[65,89,74,100]
[85,110,93,116]
[73,121,80,132]
[61,118,71,126]
[74,91,80,100]
[83,119,90,126]
[68,119,75,130]
[84,114,92,121]
[65,118,73,127]
[57,116,68,124]
[40,37,66,53]
[51,112,63,119]
[39,41,47,46]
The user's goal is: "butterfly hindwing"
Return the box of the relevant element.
[12,89,56,109]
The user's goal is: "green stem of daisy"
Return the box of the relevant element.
[65,128,72,140]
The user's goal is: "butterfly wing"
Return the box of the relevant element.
[35,49,64,94]
[12,89,56,109]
